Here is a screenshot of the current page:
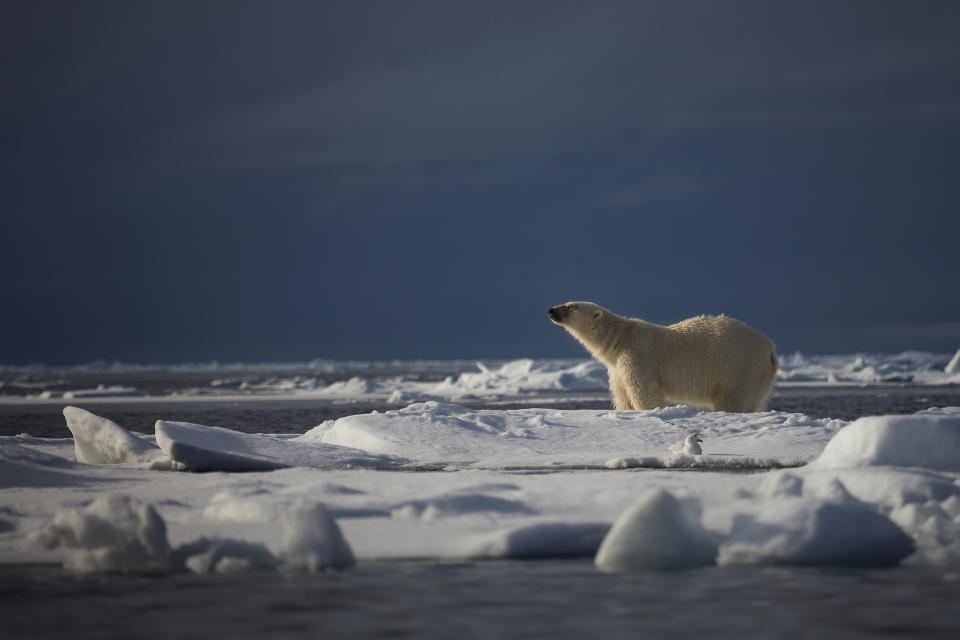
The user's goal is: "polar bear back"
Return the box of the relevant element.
[655,314,776,411]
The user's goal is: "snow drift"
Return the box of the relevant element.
[812,409,960,471]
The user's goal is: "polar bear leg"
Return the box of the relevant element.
[627,379,665,411]
[609,372,635,410]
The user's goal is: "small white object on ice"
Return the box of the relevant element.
[670,434,703,455]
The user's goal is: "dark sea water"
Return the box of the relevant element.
[2,369,960,639]
[2,561,959,639]
[3,381,960,438]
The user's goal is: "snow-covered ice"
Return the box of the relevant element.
[3,400,960,574]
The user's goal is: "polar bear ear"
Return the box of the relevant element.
[592,309,603,320]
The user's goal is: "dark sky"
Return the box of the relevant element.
[2,1,959,365]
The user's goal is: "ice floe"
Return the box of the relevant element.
[3,402,960,574]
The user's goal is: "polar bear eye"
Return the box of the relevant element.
[593,310,603,320]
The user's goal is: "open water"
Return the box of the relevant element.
[2,561,959,639]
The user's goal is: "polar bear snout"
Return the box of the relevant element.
[548,305,568,324]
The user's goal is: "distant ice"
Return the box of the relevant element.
[776,351,958,384]
[40,386,143,399]
[5,352,958,402]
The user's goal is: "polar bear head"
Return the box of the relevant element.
[549,301,624,363]
[548,301,605,334]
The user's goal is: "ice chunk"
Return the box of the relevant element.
[468,522,611,559]
[391,493,535,520]
[813,478,858,503]
[63,406,164,465]
[33,494,170,573]
[803,467,960,510]
[812,413,960,471]
[757,472,804,498]
[718,497,914,568]
[279,501,355,571]
[889,501,952,533]
[595,489,718,572]
[155,419,407,471]
[172,538,280,574]
[945,348,960,375]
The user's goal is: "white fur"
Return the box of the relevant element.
[549,301,777,412]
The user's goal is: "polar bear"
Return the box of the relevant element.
[549,301,777,412]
